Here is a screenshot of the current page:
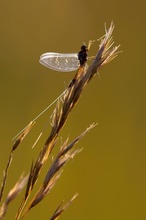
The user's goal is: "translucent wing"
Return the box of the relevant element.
[39,52,79,72]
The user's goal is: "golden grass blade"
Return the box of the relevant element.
[0,122,35,203]
[0,175,28,219]
[12,121,35,151]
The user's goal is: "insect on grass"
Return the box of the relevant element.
[12,41,94,141]
[0,22,120,220]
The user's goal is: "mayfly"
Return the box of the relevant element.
[12,42,92,141]
[39,44,88,72]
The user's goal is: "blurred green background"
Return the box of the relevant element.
[0,0,146,219]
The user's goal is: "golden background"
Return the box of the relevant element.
[0,0,146,219]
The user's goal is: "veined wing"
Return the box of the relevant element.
[39,52,79,72]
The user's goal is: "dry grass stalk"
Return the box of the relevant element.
[20,124,96,219]
[0,22,120,220]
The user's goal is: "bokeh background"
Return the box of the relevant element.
[0,0,146,219]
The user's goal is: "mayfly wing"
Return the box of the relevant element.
[39,52,79,72]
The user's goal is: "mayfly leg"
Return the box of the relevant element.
[87,40,97,50]
[87,35,106,51]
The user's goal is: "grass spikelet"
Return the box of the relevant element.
[0,122,35,203]
[0,175,28,219]
[50,193,78,220]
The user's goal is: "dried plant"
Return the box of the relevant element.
[0,22,120,220]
